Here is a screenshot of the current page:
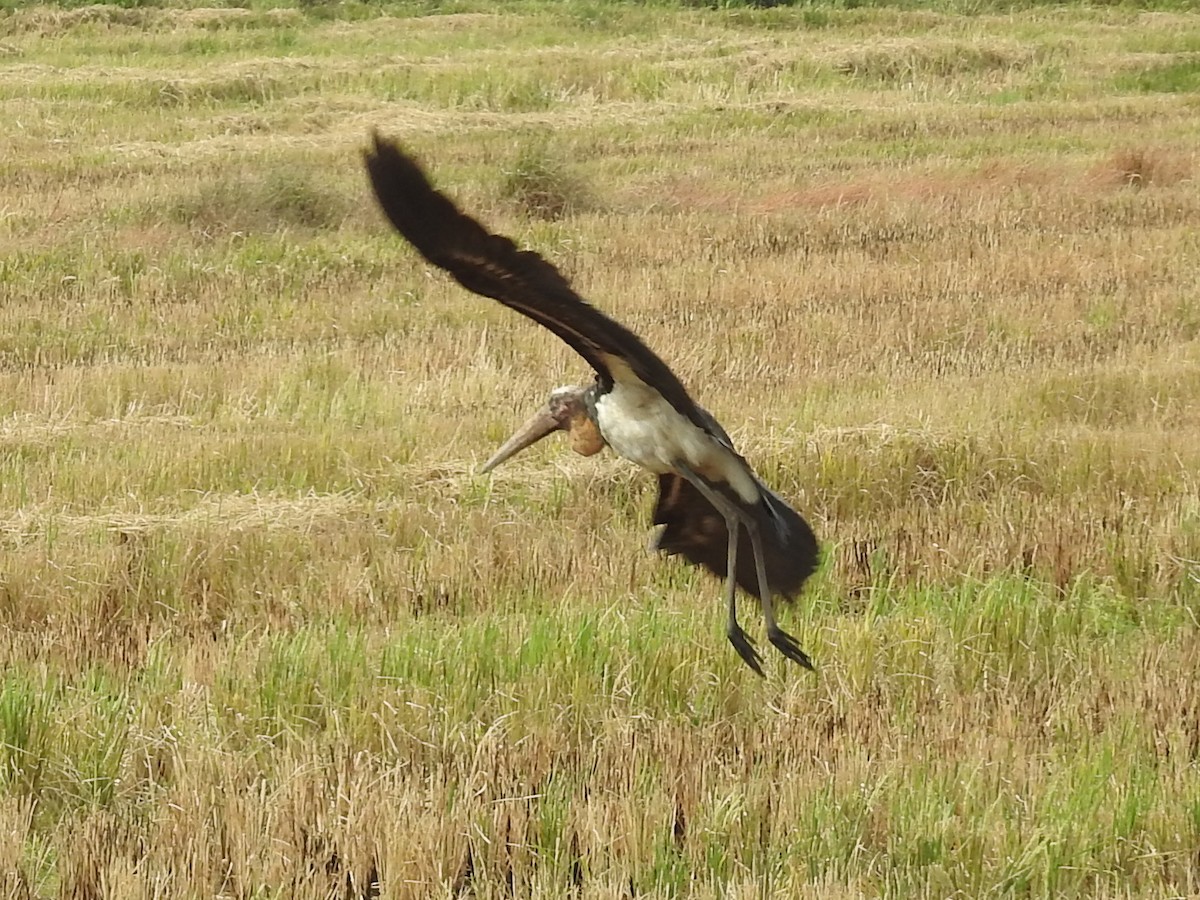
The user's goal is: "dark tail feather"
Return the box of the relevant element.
[650,474,819,601]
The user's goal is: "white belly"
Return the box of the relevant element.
[594,376,760,505]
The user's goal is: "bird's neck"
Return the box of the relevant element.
[571,383,607,457]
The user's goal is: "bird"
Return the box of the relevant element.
[363,132,820,675]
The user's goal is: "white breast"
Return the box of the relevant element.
[593,357,760,505]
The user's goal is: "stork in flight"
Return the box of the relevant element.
[363,133,819,674]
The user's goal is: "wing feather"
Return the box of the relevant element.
[651,474,819,601]
[363,133,715,436]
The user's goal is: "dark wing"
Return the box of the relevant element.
[651,474,819,601]
[363,133,714,437]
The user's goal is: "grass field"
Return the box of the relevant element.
[2,1,1200,896]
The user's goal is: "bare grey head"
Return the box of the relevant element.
[479,385,605,473]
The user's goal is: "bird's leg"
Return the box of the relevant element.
[673,463,763,675]
[744,517,814,671]
[676,462,813,672]
[722,514,763,676]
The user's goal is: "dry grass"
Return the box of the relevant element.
[1,2,1199,897]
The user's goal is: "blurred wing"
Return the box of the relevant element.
[364,133,713,435]
[651,473,819,601]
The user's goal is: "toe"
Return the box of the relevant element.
[728,628,765,677]
[768,627,814,671]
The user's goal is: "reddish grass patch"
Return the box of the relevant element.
[1088,146,1194,190]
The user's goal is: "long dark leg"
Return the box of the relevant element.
[677,464,813,672]
[745,517,813,670]
[722,514,763,676]
[673,463,761,674]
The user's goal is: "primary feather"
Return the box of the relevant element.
[362,133,716,438]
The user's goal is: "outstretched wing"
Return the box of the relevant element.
[363,133,715,437]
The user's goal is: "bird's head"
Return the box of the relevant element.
[480,385,605,473]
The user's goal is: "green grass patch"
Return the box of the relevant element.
[1115,55,1200,93]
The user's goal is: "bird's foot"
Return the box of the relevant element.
[767,626,814,671]
[728,625,765,677]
